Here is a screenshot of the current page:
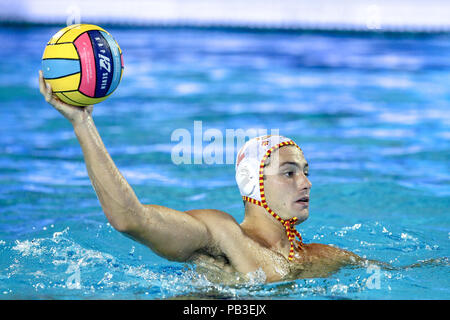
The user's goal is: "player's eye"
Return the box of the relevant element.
[284,171,294,177]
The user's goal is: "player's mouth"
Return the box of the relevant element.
[294,196,309,206]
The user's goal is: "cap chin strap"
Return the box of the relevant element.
[243,140,304,261]
[243,196,304,261]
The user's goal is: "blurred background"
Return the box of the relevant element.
[0,0,449,299]
[1,0,450,32]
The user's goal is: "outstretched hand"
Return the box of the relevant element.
[39,70,93,124]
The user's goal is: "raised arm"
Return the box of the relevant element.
[38,71,210,261]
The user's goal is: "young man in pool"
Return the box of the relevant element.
[39,71,362,283]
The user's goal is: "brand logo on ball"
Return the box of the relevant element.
[98,54,111,73]
[88,30,114,97]
[93,35,112,91]
[98,53,111,90]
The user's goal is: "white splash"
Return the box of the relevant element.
[246,268,267,284]
[401,233,418,242]
[12,239,43,257]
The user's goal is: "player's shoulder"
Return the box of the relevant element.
[185,208,240,226]
[305,242,343,253]
[186,209,245,249]
[305,242,361,262]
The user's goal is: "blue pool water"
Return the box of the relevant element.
[0,26,449,299]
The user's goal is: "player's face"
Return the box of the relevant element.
[263,146,311,223]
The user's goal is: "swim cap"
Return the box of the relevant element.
[235,135,304,261]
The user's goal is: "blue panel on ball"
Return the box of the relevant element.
[88,30,114,98]
[42,59,80,79]
[100,31,122,96]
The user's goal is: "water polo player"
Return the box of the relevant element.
[39,70,362,282]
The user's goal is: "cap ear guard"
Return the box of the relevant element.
[235,157,260,199]
[235,135,290,203]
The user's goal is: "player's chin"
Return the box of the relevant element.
[297,210,309,223]
[292,205,309,223]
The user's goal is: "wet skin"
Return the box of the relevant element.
[39,71,363,283]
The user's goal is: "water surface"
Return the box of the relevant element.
[0,26,449,299]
